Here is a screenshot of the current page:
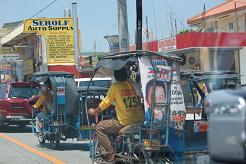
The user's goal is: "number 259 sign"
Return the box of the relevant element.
[57,86,65,96]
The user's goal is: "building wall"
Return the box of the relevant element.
[195,9,246,32]
[14,34,39,81]
[189,8,246,77]
[200,48,210,71]
[180,51,201,71]
[240,47,246,85]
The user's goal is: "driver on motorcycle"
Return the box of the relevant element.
[88,67,145,162]
[33,82,53,133]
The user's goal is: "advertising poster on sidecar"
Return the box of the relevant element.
[138,56,186,130]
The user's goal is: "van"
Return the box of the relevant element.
[75,77,112,88]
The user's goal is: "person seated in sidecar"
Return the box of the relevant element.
[88,67,145,162]
[33,82,53,133]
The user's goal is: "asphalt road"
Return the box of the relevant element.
[0,125,92,164]
[0,125,233,164]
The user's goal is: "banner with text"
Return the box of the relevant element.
[169,63,186,130]
[158,37,176,52]
[24,18,74,65]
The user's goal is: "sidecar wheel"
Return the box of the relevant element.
[51,134,60,149]
[38,136,45,145]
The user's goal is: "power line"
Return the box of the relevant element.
[160,0,187,30]
[88,22,117,52]
[30,0,60,19]
[151,0,158,39]
[0,0,9,7]
[0,0,61,33]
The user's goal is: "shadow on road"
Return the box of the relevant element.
[37,142,90,151]
[0,125,32,133]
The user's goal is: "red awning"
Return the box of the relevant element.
[176,32,246,49]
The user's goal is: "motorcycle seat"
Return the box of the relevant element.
[119,122,143,135]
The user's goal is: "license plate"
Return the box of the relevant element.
[57,86,65,95]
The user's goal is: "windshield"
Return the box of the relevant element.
[0,84,7,98]
[8,86,39,99]
[182,76,238,107]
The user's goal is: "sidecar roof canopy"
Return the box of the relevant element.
[95,50,182,71]
[181,71,239,81]
[31,71,79,115]
[31,71,73,83]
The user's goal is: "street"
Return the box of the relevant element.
[0,126,91,164]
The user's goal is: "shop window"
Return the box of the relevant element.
[245,14,246,32]
[229,22,234,31]
[210,50,235,71]
[214,21,218,32]
[206,27,214,32]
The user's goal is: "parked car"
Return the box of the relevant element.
[181,71,240,120]
[205,89,246,163]
[180,71,240,160]
[75,77,111,88]
[0,82,39,127]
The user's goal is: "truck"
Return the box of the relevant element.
[0,82,39,127]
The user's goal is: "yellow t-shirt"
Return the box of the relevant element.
[33,91,53,110]
[99,80,144,126]
[33,94,45,109]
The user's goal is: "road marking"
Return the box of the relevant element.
[0,133,65,164]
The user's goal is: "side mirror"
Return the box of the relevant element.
[28,100,36,106]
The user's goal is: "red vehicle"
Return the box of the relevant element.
[0,82,39,127]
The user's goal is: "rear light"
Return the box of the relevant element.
[212,98,245,115]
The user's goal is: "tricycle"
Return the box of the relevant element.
[83,50,188,163]
[30,71,82,149]
[180,70,240,162]
[29,71,110,149]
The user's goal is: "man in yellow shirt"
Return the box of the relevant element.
[88,67,145,161]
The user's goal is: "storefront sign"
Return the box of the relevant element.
[0,53,20,63]
[24,18,75,65]
[0,47,16,54]
[158,37,176,52]
[0,64,15,75]
[0,70,12,74]
[24,18,73,33]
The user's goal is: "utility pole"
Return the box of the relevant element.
[91,41,96,65]
[118,0,129,52]
[202,4,206,31]
[234,1,239,32]
[136,0,142,50]
[146,16,149,50]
